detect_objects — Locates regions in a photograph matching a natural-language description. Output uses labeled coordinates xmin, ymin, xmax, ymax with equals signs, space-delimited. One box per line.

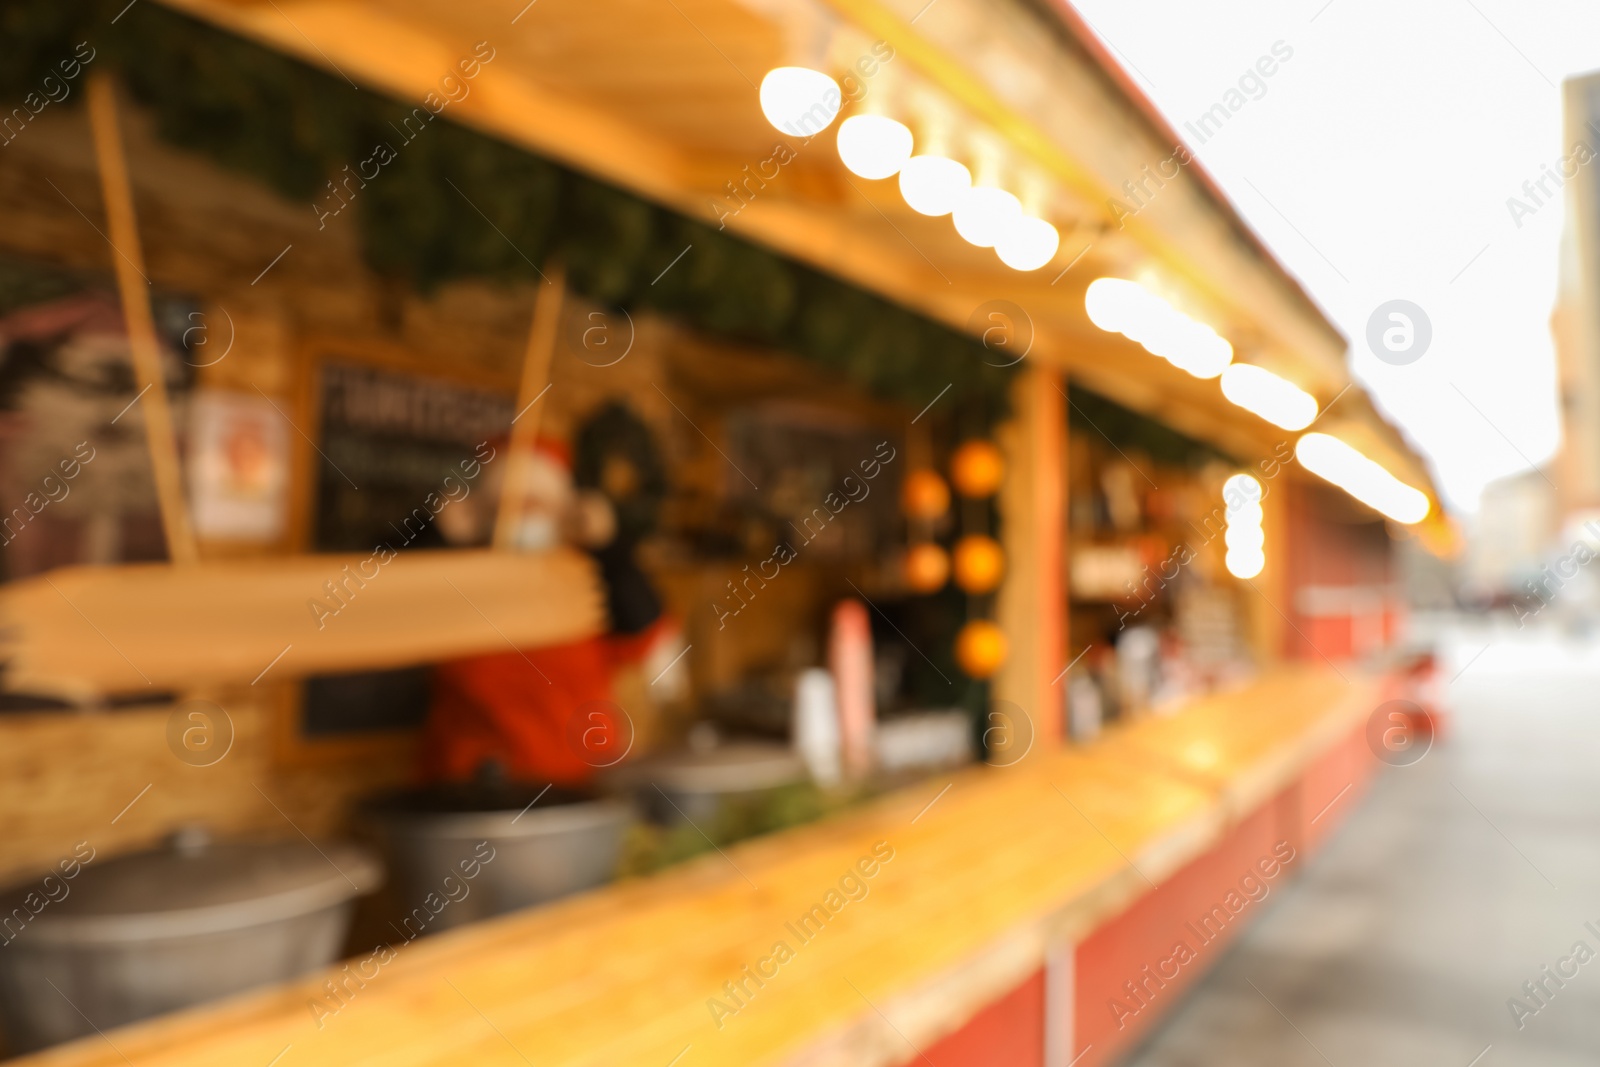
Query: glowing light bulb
xmin=1225 ymin=524 xmax=1266 ymax=551
xmin=1225 ymin=548 xmax=1266 ymax=579
xmin=1085 ymin=278 xmax=1142 ymax=331
xmin=1134 ymin=306 xmax=1188 ymax=359
xmin=1221 ymin=364 xmax=1318 ymax=431
xmin=1228 ymin=501 xmax=1265 ymax=525
xmin=952 ymin=186 xmax=1021 ymax=248
xmin=995 ymin=216 xmax=1060 ymax=271
xmin=836 ymin=115 xmax=913 ymax=179
xmin=1186 ymin=326 xmax=1234 ymax=380
xmin=1295 ymin=434 xmax=1430 ymax=524
xmin=898 ymin=155 xmax=971 ymax=216
xmin=759 ymin=67 xmax=841 ymax=137
xmin=1224 ymin=473 xmax=1263 ymax=504
xmin=1084 ymin=278 xmax=1232 ymax=380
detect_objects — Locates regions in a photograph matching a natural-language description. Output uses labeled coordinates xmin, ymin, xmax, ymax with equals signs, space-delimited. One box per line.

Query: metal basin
xmin=0 ymin=828 xmax=379 ymax=1054
xmin=604 ymin=739 xmax=807 ymax=825
xmin=363 ymin=782 xmax=630 ymax=933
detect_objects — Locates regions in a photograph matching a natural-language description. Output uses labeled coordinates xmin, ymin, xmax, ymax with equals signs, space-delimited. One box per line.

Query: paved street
xmin=1124 ymin=626 xmax=1600 ymax=1066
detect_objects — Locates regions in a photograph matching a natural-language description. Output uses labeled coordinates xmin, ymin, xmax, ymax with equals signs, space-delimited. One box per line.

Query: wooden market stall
xmin=0 ymin=0 xmax=1449 ymax=1064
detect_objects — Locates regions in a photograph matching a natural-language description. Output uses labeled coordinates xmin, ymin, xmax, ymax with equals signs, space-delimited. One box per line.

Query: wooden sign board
xmin=0 ymin=548 xmax=604 ymax=701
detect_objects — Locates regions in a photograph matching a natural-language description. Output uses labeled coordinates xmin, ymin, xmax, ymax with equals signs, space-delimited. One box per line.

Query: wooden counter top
xmin=18 ymin=667 xmax=1376 ymax=1067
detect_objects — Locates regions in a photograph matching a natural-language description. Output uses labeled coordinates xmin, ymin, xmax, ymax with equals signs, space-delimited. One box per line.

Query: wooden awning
xmin=140 ymin=0 xmax=1440 ymax=514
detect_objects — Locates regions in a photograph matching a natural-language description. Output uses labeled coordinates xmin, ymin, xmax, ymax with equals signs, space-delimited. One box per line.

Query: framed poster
xmin=187 ymin=390 xmax=291 ymax=542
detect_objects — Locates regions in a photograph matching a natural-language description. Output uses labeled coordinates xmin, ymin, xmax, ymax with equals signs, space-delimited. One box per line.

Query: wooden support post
xmin=995 ymin=364 xmax=1065 ymax=750
xmin=492 ymin=263 xmax=567 ymax=550
xmin=85 ymin=74 xmax=198 ymax=565
xmin=1253 ymin=468 xmax=1292 ymax=661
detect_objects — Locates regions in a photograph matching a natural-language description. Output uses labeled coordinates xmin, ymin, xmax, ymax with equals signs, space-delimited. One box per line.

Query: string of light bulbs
xmin=756 ymin=69 xmax=1431 ymax=528
xmin=758 ymin=67 xmax=1060 ymax=272
xmin=1222 ymin=474 xmax=1266 ymax=579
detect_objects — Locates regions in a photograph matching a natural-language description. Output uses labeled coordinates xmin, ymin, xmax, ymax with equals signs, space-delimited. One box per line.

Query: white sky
xmin=1069 ymin=0 xmax=1600 ymax=514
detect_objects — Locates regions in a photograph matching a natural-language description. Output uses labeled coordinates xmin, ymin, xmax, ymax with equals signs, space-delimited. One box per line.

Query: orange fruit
xmin=902 ymin=470 xmax=951 ymax=520
xmin=952 ymin=534 xmax=1005 ymax=593
xmin=951 ymin=440 xmax=1004 ymax=498
xmin=955 ymin=620 xmax=1008 ymax=678
xmin=904 ymin=542 xmax=950 ymax=593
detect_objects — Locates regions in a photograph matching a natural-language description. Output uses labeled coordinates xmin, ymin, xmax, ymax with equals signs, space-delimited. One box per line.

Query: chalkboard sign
xmin=303 ymin=360 xmax=514 ymax=739
xmin=311 ymin=361 xmax=514 ymax=553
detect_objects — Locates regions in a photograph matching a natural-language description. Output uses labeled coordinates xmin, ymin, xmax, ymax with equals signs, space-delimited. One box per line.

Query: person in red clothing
xmin=421 ymin=421 xmax=679 ymax=787
xmin=422 ymin=629 xmax=660 ymax=786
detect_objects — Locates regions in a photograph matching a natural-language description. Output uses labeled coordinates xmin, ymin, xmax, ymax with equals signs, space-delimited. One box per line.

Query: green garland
xmin=1068 ymin=386 xmax=1233 ymax=469
xmin=1 ymin=0 xmax=1012 ymax=427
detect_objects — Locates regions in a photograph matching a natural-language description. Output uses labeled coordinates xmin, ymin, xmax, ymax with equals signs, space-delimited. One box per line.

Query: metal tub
xmin=363 ymin=783 xmax=630 ymax=932
xmin=0 ymin=829 xmax=379 ymax=1053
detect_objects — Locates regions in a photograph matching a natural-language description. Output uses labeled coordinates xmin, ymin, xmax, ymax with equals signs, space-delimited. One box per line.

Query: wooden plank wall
xmin=0 ymin=690 xmax=407 ymax=884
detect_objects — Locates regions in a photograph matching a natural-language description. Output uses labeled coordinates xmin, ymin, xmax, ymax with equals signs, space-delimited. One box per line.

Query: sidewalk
xmin=1123 ymin=631 xmax=1600 ymax=1066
